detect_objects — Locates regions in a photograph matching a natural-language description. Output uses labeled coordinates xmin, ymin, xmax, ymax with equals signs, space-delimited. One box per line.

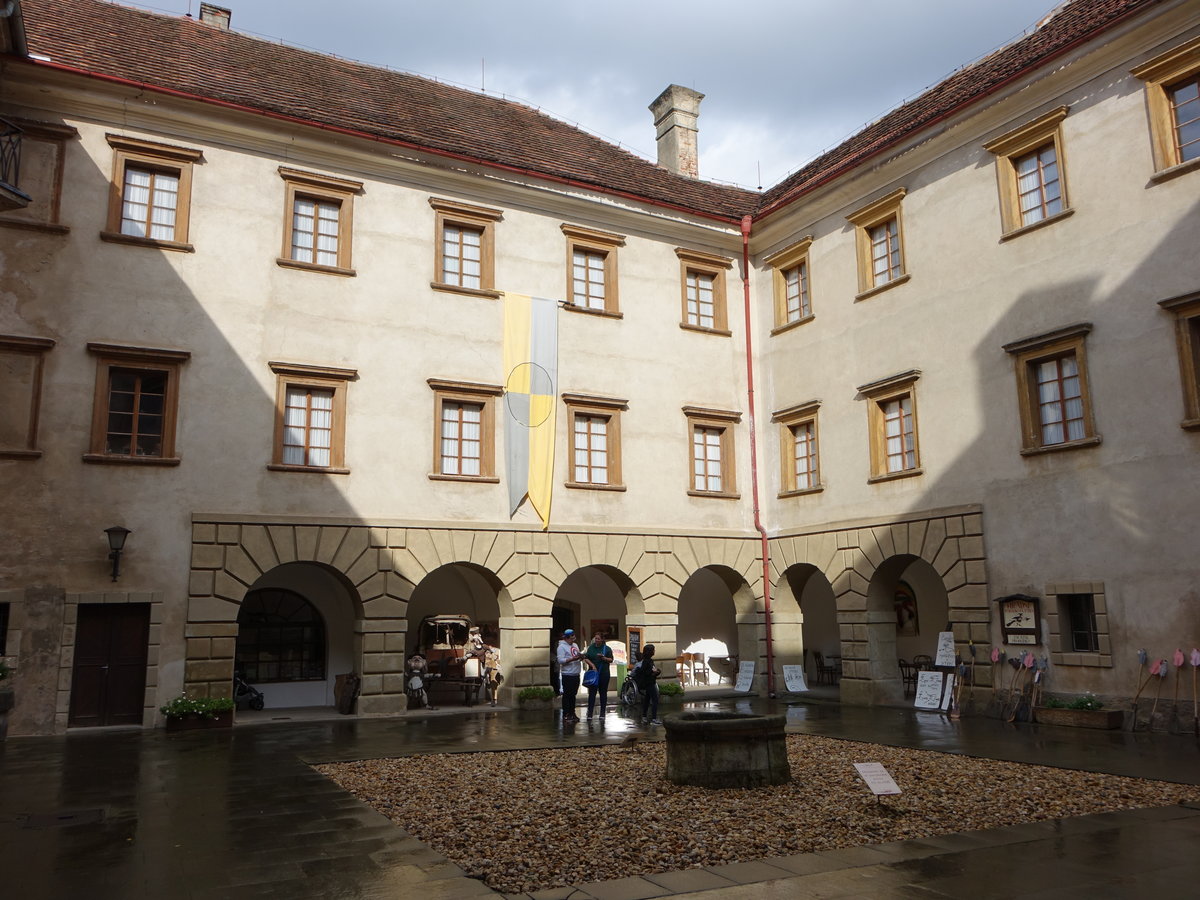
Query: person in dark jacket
xmin=633 ymin=643 xmax=661 ymax=725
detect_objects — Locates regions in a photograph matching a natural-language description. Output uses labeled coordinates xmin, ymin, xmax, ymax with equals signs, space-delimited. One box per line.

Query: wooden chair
xmin=691 ymin=652 xmax=709 ymax=684
xmin=913 ymin=654 xmax=933 ymax=670
xmin=813 ymin=651 xmax=838 ymax=685
xmin=898 ymin=659 xmax=918 ymax=697
xmin=676 ymin=654 xmax=691 ymax=685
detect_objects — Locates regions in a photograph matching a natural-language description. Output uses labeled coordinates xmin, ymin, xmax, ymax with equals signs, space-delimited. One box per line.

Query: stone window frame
xmin=684 ymin=405 xmax=741 ymax=499
xmin=1131 ymin=35 xmax=1200 ymax=181
xmin=429 ymin=197 xmax=503 ymax=299
xmin=277 ymin=167 xmax=362 ymax=277
xmin=983 ymin=106 xmax=1074 ymax=240
xmin=0 ymin=334 xmax=56 ymax=460
xmin=267 ymin=361 xmax=356 ymax=474
xmin=563 ymin=392 xmax=627 ymax=492
xmin=676 ymin=247 xmax=733 ymax=336
xmin=1002 ymin=323 xmax=1101 ymax=455
xmin=561 ymin=224 xmax=624 ymax=318
xmin=1158 ymin=291 xmax=1200 ymax=430
xmin=101 ymin=134 xmax=201 ymax=252
xmin=1045 ymin=581 xmax=1112 ymax=668
xmin=772 ymin=399 xmax=823 ymax=497
xmin=0 ymin=118 xmax=77 ymax=234
xmin=858 ymin=369 xmax=922 ymax=483
xmin=84 ymin=342 xmax=190 ymax=466
xmin=764 ymin=236 xmax=814 ymax=334
xmin=427 ymin=378 xmax=502 ymax=483
xmin=846 ymin=188 xmax=909 ymax=300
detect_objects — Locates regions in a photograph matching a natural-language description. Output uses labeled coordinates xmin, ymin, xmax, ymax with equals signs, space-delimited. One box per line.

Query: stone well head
xmin=663 ymin=710 xmax=791 ymax=788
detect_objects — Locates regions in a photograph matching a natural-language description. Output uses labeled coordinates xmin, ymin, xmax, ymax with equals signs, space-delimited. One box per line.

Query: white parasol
xmin=682 ymin=638 xmax=729 ymax=658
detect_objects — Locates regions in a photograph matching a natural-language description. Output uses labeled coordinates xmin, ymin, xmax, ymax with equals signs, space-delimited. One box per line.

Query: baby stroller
xmin=233 ymin=670 xmax=265 ymax=711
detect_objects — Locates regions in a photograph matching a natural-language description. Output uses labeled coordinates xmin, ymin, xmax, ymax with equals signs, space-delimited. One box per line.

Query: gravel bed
xmin=316 ymin=734 xmax=1200 ymax=895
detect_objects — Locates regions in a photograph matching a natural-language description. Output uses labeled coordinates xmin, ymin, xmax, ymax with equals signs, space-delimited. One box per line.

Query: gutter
xmin=9 ymin=57 xmax=751 ymax=227
xmin=740 ymin=213 xmax=775 ymax=698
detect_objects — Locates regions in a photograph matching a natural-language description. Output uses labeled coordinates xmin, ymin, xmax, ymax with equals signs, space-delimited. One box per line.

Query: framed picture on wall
xmin=589 ymin=619 xmax=619 ymax=642
xmin=894 ymin=581 xmax=919 ymax=636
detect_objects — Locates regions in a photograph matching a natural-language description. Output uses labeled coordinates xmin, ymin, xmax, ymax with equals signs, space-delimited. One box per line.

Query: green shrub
xmin=1067 ymin=692 xmax=1103 ymax=711
xmin=659 ymin=681 xmax=684 ymax=696
xmin=0 ymin=660 xmax=10 ymax=681
xmin=518 ymin=686 xmax=554 ymax=701
xmin=159 ymin=694 xmax=235 ymax=719
xmin=1043 ymin=696 xmax=1067 ymax=708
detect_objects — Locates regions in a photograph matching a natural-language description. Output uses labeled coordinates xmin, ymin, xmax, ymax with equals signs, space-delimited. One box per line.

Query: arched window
xmin=236 ymin=589 xmax=326 ymax=683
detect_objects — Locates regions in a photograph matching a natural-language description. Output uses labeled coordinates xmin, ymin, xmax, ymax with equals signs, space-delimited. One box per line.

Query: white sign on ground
xmin=853 ymin=762 xmax=902 ymax=796
xmin=935 ymin=631 xmax=956 ymax=667
xmin=914 ymin=670 xmax=944 ymax=709
xmin=734 ymin=660 xmax=756 ymax=692
xmin=940 ymin=673 xmax=956 ymax=710
xmin=782 ymin=664 xmax=809 ymax=693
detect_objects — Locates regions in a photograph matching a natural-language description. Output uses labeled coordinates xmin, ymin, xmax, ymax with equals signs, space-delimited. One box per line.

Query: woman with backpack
xmin=633 ymin=643 xmax=661 ymax=725
xmin=584 ymin=631 xmax=614 ymax=719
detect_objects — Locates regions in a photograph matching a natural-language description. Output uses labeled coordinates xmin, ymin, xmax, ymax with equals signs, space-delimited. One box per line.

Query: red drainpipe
xmin=740 ymin=214 xmax=775 ymax=697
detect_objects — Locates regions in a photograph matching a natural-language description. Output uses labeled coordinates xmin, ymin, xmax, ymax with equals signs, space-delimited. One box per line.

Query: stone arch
xmin=677 ymin=564 xmax=761 ymax=686
xmin=773 ymin=563 xmax=838 ymax=688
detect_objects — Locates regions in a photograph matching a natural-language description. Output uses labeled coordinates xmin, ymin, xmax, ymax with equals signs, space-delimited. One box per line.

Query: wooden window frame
xmin=858 ymin=369 xmax=922 ymax=482
xmin=1132 ymin=36 xmax=1200 ymax=180
xmin=277 ymin=167 xmax=361 ymax=276
xmin=683 ymin=405 xmax=740 ymax=498
xmin=1158 ymin=291 xmax=1200 ymax=430
xmin=983 ymin=106 xmax=1073 ymax=239
xmin=764 ymin=237 xmax=814 ymax=334
xmin=101 ymin=135 xmax=201 ymax=252
xmin=847 ymin=188 xmax=909 ymax=300
xmin=676 ymin=248 xmax=733 ymax=335
xmin=85 ymin=342 xmax=190 ymax=466
xmin=427 ymin=378 xmax=502 ymax=482
xmin=772 ymin=399 xmax=822 ymax=496
xmin=268 ymin=361 xmax=356 ymax=474
xmin=561 ymin=224 xmax=624 ymax=318
xmin=0 ymin=334 xmax=56 ymax=459
xmin=1003 ymin=323 xmax=1100 ymax=455
xmin=1045 ymin=581 xmax=1112 ymax=668
xmin=563 ymin=393 xmax=627 ymax=491
xmin=0 ymin=119 xmax=77 ymax=234
xmin=430 ymin=197 xmax=503 ymax=299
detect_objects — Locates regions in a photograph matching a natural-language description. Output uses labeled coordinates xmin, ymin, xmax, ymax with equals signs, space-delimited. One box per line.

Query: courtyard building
xmin=0 ymin=0 xmax=1197 ymax=734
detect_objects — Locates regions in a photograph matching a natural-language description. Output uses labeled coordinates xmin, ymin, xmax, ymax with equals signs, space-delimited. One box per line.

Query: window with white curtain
xmin=283 ymin=385 xmax=334 ymax=468
xmin=441 ymin=401 xmax=483 ymax=475
xmin=120 ymin=167 xmax=179 ymax=240
xmin=290 ymin=196 xmax=340 ymax=268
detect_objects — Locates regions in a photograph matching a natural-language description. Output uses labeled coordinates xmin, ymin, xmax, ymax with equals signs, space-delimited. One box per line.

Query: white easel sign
xmin=853 ymin=762 xmax=902 ymax=796
xmin=734 ymin=660 xmax=756 ymax=692
xmin=782 ymin=664 xmax=809 ymax=693
xmin=914 ymin=670 xmax=944 ymax=709
xmin=940 ymin=673 xmax=956 ymax=710
xmin=934 ymin=631 xmax=956 ymax=667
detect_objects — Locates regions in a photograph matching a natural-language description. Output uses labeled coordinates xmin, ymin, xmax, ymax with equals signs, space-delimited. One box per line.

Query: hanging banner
xmin=503 ymin=293 xmax=559 ymax=530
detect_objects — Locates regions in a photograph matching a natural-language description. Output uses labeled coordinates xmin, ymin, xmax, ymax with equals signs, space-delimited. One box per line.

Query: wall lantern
xmin=104 ymin=526 xmax=131 ymax=582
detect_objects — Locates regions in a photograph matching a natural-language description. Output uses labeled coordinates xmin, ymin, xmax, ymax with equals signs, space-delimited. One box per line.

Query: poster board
xmin=914 ymin=670 xmax=944 ymax=709
xmin=940 ymin=673 xmax=956 ymax=710
xmin=734 ymin=660 xmax=755 ymax=692
xmin=782 ymin=664 xmax=809 ymax=693
xmin=934 ymin=631 xmax=956 ymax=667
xmin=608 ymin=640 xmax=628 ymax=666
xmin=626 ymin=626 xmax=643 ymax=662
xmin=853 ymin=762 xmax=902 ymax=796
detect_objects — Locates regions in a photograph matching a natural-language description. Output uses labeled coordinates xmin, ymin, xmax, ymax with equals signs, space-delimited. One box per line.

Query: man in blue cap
xmin=556 ymin=628 xmax=582 ymax=723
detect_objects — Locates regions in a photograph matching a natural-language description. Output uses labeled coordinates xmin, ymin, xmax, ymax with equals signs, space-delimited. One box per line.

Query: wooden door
xmin=68 ymin=603 xmax=150 ymax=727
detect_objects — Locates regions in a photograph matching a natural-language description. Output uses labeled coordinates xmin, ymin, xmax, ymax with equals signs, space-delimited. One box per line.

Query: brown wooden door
xmin=69 ymin=603 xmax=150 ymax=727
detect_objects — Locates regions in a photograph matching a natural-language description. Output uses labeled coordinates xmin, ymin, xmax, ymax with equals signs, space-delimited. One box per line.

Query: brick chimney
xmin=198 ymin=3 xmax=231 ymax=30
xmin=649 ymin=85 xmax=704 ymax=178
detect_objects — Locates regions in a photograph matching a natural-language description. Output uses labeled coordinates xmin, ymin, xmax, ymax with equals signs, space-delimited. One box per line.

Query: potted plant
xmin=517 ymin=686 xmax=555 ymax=710
xmin=1035 ymin=692 xmax=1123 ymax=729
xmin=160 ymin=693 xmax=235 ymax=731
xmin=659 ymin=681 xmax=685 ymax=700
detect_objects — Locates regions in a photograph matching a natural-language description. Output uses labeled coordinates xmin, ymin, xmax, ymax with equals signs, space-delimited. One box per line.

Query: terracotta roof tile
xmin=17 ymin=0 xmax=757 ymax=220
xmin=758 ymin=0 xmax=1163 ymax=215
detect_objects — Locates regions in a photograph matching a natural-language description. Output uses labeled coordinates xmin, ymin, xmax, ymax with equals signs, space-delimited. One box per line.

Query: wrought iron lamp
xmin=104 ymin=526 xmax=131 ymax=582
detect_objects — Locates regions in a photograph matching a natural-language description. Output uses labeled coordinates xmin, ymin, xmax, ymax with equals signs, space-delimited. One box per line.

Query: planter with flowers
xmin=1035 ymin=693 xmax=1123 ymax=729
xmin=517 ymin=686 xmax=555 ymax=710
xmin=160 ymin=694 xmax=235 ymax=731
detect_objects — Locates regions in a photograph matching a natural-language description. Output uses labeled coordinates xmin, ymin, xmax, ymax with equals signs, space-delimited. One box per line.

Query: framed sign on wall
xmin=997 ymin=593 xmax=1040 ymax=645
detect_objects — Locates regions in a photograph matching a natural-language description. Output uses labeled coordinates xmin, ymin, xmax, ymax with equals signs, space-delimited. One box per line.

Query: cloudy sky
xmin=120 ymin=0 xmax=1062 ymax=190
